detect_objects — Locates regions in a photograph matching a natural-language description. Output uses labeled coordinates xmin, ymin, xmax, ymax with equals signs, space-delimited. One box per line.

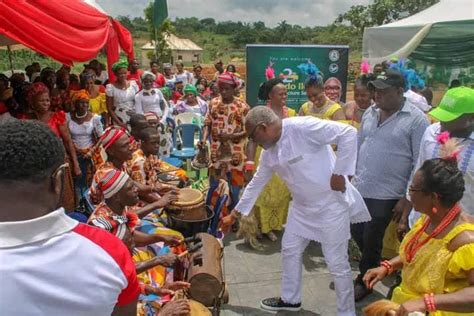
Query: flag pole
xmin=154 ymin=26 xmax=158 ymax=60
xmin=7 ymin=45 xmax=14 ymax=73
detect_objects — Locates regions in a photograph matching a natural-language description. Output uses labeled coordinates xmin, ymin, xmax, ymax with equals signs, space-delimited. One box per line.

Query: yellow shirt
xmin=299 ymin=101 xmax=342 ymax=120
xmin=89 ymin=93 xmax=107 ymax=115
xmin=393 ymin=216 xmax=474 ymax=316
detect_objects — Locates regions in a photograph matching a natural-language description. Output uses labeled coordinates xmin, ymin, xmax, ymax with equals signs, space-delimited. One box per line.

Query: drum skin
xmin=167 ymin=188 xmax=207 ymax=221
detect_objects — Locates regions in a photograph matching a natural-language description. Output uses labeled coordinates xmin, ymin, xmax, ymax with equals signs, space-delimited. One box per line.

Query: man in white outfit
xmin=222 ymin=106 xmax=371 ymax=316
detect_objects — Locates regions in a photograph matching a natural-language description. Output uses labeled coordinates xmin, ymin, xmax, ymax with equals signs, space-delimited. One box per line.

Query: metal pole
xmin=7 ymin=45 xmax=14 ymax=73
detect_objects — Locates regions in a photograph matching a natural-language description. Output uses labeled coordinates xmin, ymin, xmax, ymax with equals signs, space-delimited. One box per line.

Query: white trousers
xmin=281 ymin=231 xmax=355 ymax=316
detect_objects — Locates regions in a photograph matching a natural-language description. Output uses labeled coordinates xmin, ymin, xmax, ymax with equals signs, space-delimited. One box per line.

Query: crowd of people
xmin=0 ymin=55 xmax=473 ymax=316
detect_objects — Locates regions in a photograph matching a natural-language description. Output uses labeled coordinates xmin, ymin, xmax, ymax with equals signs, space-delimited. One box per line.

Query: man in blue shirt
xmin=352 ymin=70 xmax=429 ymax=301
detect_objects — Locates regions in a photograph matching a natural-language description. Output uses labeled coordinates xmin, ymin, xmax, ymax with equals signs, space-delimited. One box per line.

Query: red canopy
xmin=0 ymin=0 xmax=134 ymax=80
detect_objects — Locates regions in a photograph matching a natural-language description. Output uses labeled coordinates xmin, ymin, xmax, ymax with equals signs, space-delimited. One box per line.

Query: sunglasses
xmin=247 ymin=122 xmax=264 ymax=141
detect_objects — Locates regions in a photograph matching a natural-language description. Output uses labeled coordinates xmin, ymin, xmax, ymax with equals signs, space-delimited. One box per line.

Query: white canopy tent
xmin=363 ymin=0 xmax=474 ymax=66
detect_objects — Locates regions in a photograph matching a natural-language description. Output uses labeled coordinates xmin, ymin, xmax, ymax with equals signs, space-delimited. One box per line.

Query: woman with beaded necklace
xmin=363 ymin=134 xmax=474 ymax=316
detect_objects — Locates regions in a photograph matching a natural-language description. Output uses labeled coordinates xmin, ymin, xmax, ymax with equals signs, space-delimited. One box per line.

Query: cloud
xmin=96 ymin=0 xmax=370 ymax=27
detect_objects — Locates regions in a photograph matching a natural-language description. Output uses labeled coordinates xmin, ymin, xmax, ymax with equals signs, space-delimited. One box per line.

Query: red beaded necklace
xmin=405 ymin=204 xmax=461 ymax=263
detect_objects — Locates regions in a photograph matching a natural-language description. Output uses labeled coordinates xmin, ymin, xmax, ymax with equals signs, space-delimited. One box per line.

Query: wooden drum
xmin=186 ymin=233 xmax=227 ymax=307
xmin=166 ymin=188 xmax=207 ymax=221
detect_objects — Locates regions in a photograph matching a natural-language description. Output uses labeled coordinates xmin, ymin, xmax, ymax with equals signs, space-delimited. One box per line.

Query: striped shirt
xmin=353 ymin=101 xmax=429 ymax=200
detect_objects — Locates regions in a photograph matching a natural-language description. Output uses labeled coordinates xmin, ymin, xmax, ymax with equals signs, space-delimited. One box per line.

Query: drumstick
xmin=178 ymin=243 xmax=203 ymax=257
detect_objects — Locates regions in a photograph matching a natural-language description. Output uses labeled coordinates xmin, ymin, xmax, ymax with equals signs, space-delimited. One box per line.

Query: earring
xmin=432 ymin=207 xmax=438 ymax=214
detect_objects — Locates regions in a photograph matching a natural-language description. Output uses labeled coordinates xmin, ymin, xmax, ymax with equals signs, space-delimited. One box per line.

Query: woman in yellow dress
xmin=297 ymin=64 xmax=345 ymax=120
xmin=246 ymin=79 xmax=295 ymax=242
xmin=363 ymin=136 xmax=474 ymax=316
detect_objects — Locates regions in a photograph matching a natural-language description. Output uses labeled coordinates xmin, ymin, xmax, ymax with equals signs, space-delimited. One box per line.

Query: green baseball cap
xmin=429 ymin=87 xmax=474 ymax=122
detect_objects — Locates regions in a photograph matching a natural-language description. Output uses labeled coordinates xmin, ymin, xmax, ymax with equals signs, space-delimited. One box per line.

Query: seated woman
xmin=135 ymin=71 xmax=169 ymax=122
xmin=363 ymin=134 xmax=474 ymax=315
xmin=67 ymin=90 xmax=104 ymax=208
xmin=174 ymin=84 xmax=208 ymax=118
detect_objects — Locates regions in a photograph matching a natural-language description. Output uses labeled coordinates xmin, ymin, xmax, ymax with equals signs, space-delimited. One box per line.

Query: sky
xmin=96 ymin=0 xmax=371 ymax=27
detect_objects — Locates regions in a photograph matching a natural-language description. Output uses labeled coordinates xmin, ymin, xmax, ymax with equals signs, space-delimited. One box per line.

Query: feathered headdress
xmin=437 ymin=131 xmax=461 ymax=162
xmin=297 ymin=59 xmax=323 ymax=83
xmin=389 ymin=59 xmax=425 ymax=91
xmin=265 ymin=61 xmax=275 ymax=80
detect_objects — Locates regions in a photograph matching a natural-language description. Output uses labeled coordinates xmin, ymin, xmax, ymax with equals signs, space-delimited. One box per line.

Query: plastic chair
xmin=175 ymin=112 xmax=202 ymax=126
xmin=171 ymin=124 xmax=202 ymax=161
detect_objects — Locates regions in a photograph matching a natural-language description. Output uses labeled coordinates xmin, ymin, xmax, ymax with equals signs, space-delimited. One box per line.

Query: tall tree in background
xmin=335 ymin=0 xmax=440 ymax=32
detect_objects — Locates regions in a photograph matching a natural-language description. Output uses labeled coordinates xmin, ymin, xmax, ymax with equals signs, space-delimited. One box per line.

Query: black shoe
xmin=354 ymin=282 xmax=372 ymax=302
xmin=260 ymin=297 xmax=301 ymax=312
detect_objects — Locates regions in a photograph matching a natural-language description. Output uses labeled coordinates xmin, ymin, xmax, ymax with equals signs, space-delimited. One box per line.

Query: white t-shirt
xmin=67 ymin=113 xmax=104 ymax=149
xmin=0 ymin=209 xmax=139 ymax=315
xmin=175 ymin=71 xmax=193 ymax=85
xmin=106 ymin=81 xmax=139 ymax=124
xmin=134 ymin=88 xmax=169 ymax=123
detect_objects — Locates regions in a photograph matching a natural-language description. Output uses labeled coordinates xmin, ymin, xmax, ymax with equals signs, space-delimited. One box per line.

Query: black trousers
xmin=351 ymin=198 xmax=399 ymax=283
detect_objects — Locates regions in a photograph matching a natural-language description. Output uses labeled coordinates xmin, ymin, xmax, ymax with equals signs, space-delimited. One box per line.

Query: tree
xmin=200 ymin=18 xmax=216 ymax=31
xmin=116 ymin=15 xmax=134 ymax=32
xmin=335 ymin=0 xmax=440 ymax=31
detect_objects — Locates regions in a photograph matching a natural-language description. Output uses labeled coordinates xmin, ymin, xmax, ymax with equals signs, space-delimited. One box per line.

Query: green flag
xmin=153 ymin=0 xmax=168 ymax=27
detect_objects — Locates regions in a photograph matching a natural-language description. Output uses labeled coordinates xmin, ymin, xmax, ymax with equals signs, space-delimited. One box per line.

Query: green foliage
xmin=335 ymin=0 xmax=440 ymax=31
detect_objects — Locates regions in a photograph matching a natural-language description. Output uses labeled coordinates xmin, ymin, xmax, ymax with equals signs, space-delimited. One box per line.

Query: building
xmin=141 ymin=33 xmax=203 ymax=66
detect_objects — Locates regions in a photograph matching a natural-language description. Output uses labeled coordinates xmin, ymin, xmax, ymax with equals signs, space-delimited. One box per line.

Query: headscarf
xmin=141 ymin=71 xmax=156 ymax=81
xmin=71 ymin=89 xmax=89 ymax=104
xmin=99 ymin=126 xmax=128 ymax=150
xmin=112 ymin=59 xmax=129 ymax=73
xmin=184 ymin=84 xmax=198 ymax=96
xmin=27 ymin=82 xmax=49 ymax=106
xmin=96 ymin=169 xmax=130 ymax=199
xmin=163 ymin=63 xmax=172 ymax=70
xmin=160 ymin=86 xmax=172 ymax=99
xmin=217 ymin=72 xmax=238 ymax=87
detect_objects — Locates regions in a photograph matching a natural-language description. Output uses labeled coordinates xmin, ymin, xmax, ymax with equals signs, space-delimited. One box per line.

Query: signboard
xmin=246 ymin=44 xmax=349 ymax=111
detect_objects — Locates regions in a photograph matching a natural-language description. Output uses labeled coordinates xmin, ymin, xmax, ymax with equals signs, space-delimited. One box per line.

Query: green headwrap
xmin=112 ymin=59 xmax=129 ymax=73
xmin=184 ymin=84 xmax=198 ymax=96
xmin=160 ymin=87 xmax=172 ymax=98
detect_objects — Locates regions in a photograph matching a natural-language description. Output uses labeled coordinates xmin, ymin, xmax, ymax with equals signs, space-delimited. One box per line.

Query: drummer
xmin=129 ymin=126 xmax=188 ymax=187
xmin=87 ymin=169 xmax=191 ymax=314
xmin=90 ymin=126 xmax=176 ymax=206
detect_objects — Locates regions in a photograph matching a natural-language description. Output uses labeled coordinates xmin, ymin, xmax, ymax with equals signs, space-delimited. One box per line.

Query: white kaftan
xmin=236 ymin=116 xmax=370 ymax=243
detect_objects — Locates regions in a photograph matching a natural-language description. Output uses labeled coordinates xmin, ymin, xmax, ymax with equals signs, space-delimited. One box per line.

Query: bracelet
xmin=244 ymin=161 xmax=255 ymax=171
xmin=380 ymin=260 xmax=394 ymax=275
xmin=424 ymin=293 xmax=436 ymax=312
